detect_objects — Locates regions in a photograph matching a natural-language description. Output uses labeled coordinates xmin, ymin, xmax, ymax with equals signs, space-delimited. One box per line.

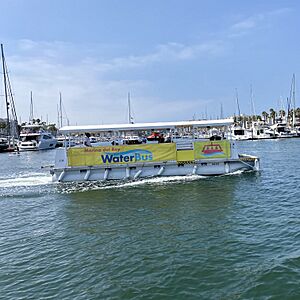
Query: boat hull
xmin=0 ymin=145 xmax=9 ymax=152
xmin=51 ymin=157 xmax=259 ymax=182
xmin=19 ymin=139 xmax=57 ymax=151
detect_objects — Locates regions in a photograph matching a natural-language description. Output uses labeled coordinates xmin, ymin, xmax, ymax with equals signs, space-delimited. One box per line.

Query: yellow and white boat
xmin=50 ymin=118 xmax=260 ymax=182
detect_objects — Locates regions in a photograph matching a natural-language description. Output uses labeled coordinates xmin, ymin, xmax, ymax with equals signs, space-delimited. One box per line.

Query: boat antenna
xmin=235 ymin=88 xmax=241 ymax=116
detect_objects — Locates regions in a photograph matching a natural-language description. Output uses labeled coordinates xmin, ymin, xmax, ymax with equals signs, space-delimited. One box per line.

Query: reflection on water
xmin=1 ymin=140 xmax=300 ymax=299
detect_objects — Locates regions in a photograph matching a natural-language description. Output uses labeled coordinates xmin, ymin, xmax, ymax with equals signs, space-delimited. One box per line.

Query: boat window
xmin=234 ymin=130 xmax=244 ymax=135
xmin=22 ymin=136 xmax=38 ymax=142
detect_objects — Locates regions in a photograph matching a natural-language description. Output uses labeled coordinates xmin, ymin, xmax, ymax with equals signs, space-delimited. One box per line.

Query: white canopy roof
xmin=59 ymin=118 xmax=234 ymax=134
xmin=21 ymin=124 xmax=43 ymax=128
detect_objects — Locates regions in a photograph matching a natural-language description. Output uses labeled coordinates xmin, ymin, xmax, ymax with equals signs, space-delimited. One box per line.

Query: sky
xmin=0 ymin=0 xmax=299 ymax=125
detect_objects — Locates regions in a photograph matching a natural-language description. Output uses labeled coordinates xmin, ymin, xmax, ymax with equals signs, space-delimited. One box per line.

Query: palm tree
xmin=279 ymin=110 xmax=286 ymax=118
xmin=261 ymin=111 xmax=269 ymax=123
xmin=269 ymin=108 xmax=276 ymax=124
xmin=256 ymin=115 xmax=262 ymax=121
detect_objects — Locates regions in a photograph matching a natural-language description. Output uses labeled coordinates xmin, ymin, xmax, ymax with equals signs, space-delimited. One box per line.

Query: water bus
xmin=50 ymin=118 xmax=260 ymax=182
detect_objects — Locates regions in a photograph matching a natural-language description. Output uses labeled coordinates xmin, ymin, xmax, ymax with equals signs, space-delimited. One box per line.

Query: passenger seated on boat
xmin=165 ymin=136 xmax=171 ymax=143
xmin=209 ymin=135 xmax=222 ymax=141
xmin=84 ymin=132 xmax=92 ymax=147
xmin=158 ymin=134 xmax=165 ymax=143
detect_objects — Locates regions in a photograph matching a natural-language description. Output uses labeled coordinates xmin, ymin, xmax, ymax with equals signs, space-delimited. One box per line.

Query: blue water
xmin=0 ymin=140 xmax=300 ymax=299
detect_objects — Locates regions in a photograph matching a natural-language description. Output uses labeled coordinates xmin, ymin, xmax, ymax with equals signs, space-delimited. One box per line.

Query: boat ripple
xmin=56 ymin=175 xmax=208 ymax=194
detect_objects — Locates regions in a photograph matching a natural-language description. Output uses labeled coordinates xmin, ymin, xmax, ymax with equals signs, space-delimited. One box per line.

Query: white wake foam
xmin=105 ymin=175 xmax=207 ymax=189
xmin=59 ymin=175 xmax=208 ymax=194
xmin=0 ymin=173 xmax=53 ymax=188
xmin=224 ymin=170 xmax=244 ymax=176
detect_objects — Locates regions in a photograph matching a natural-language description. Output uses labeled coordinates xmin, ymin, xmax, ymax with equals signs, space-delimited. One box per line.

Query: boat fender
xmin=225 ymin=162 xmax=230 ymax=174
xmin=58 ymin=170 xmax=66 ymax=182
xmin=125 ymin=167 xmax=130 ymax=179
xmin=157 ymin=166 xmax=165 ymax=176
xmin=134 ymin=170 xmax=142 ymax=179
xmin=254 ymin=159 xmax=260 ymax=171
xmin=103 ymin=169 xmax=109 ymax=180
xmin=84 ymin=169 xmax=91 ymax=181
xmin=192 ymin=165 xmax=197 ymax=175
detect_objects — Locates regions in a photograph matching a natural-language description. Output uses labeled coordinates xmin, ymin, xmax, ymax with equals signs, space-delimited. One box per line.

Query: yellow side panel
xmin=176 ymin=150 xmax=195 ymax=162
xmin=194 ymin=140 xmax=231 ymax=159
xmin=67 ymin=143 xmax=177 ymax=167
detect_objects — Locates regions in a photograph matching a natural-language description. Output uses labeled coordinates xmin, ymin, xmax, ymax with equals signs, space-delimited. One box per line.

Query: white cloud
xmin=1 ymin=38 xmax=225 ymax=125
xmin=231 ymin=18 xmax=258 ymax=30
xmin=90 ymin=40 xmax=225 ymax=72
xmin=230 ymin=7 xmax=291 ymax=36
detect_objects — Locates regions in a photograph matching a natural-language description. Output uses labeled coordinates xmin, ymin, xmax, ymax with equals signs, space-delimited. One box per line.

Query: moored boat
xmin=50 ymin=118 xmax=260 ymax=182
xmin=19 ymin=124 xmax=57 ymax=151
xmin=0 ymin=137 xmax=9 ymax=152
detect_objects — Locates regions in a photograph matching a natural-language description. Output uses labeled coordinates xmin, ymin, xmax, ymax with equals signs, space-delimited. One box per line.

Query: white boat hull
xmin=51 ymin=157 xmax=259 ymax=182
xmin=19 ymin=139 xmax=57 ymax=151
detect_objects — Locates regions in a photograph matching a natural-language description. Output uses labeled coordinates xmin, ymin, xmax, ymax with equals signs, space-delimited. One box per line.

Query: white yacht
xmin=226 ymin=125 xmax=253 ymax=140
xmin=265 ymin=123 xmax=294 ymax=138
xmin=19 ymin=124 xmax=57 ymax=151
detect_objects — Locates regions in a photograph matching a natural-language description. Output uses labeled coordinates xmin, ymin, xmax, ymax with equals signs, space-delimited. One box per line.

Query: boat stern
xmin=238 ymin=154 xmax=260 ymax=171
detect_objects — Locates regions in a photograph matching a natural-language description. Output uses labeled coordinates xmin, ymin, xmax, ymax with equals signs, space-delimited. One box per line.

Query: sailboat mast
xmin=235 ymin=88 xmax=241 ymax=116
xmin=57 ymin=104 xmax=60 ymax=128
xmin=59 ymin=92 xmax=63 ymax=127
xmin=292 ymin=74 xmax=296 ymax=128
xmin=128 ymin=92 xmax=133 ymax=124
xmin=250 ymin=84 xmax=256 ymax=116
xmin=1 ymin=44 xmax=10 ymax=136
xmin=29 ymin=91 xmax=34 ymax=122
xmin=220 ymin=102 xmax=224 ymax=119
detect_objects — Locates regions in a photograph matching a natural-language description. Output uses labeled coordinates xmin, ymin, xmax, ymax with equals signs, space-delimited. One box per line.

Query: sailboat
xmin=0 ymin=44 xmax=19 ymax=152
xmin=122 ymin=92 xmax=143 ymax=144
xmin=55 ymin=93 xmax=76 ymax=148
